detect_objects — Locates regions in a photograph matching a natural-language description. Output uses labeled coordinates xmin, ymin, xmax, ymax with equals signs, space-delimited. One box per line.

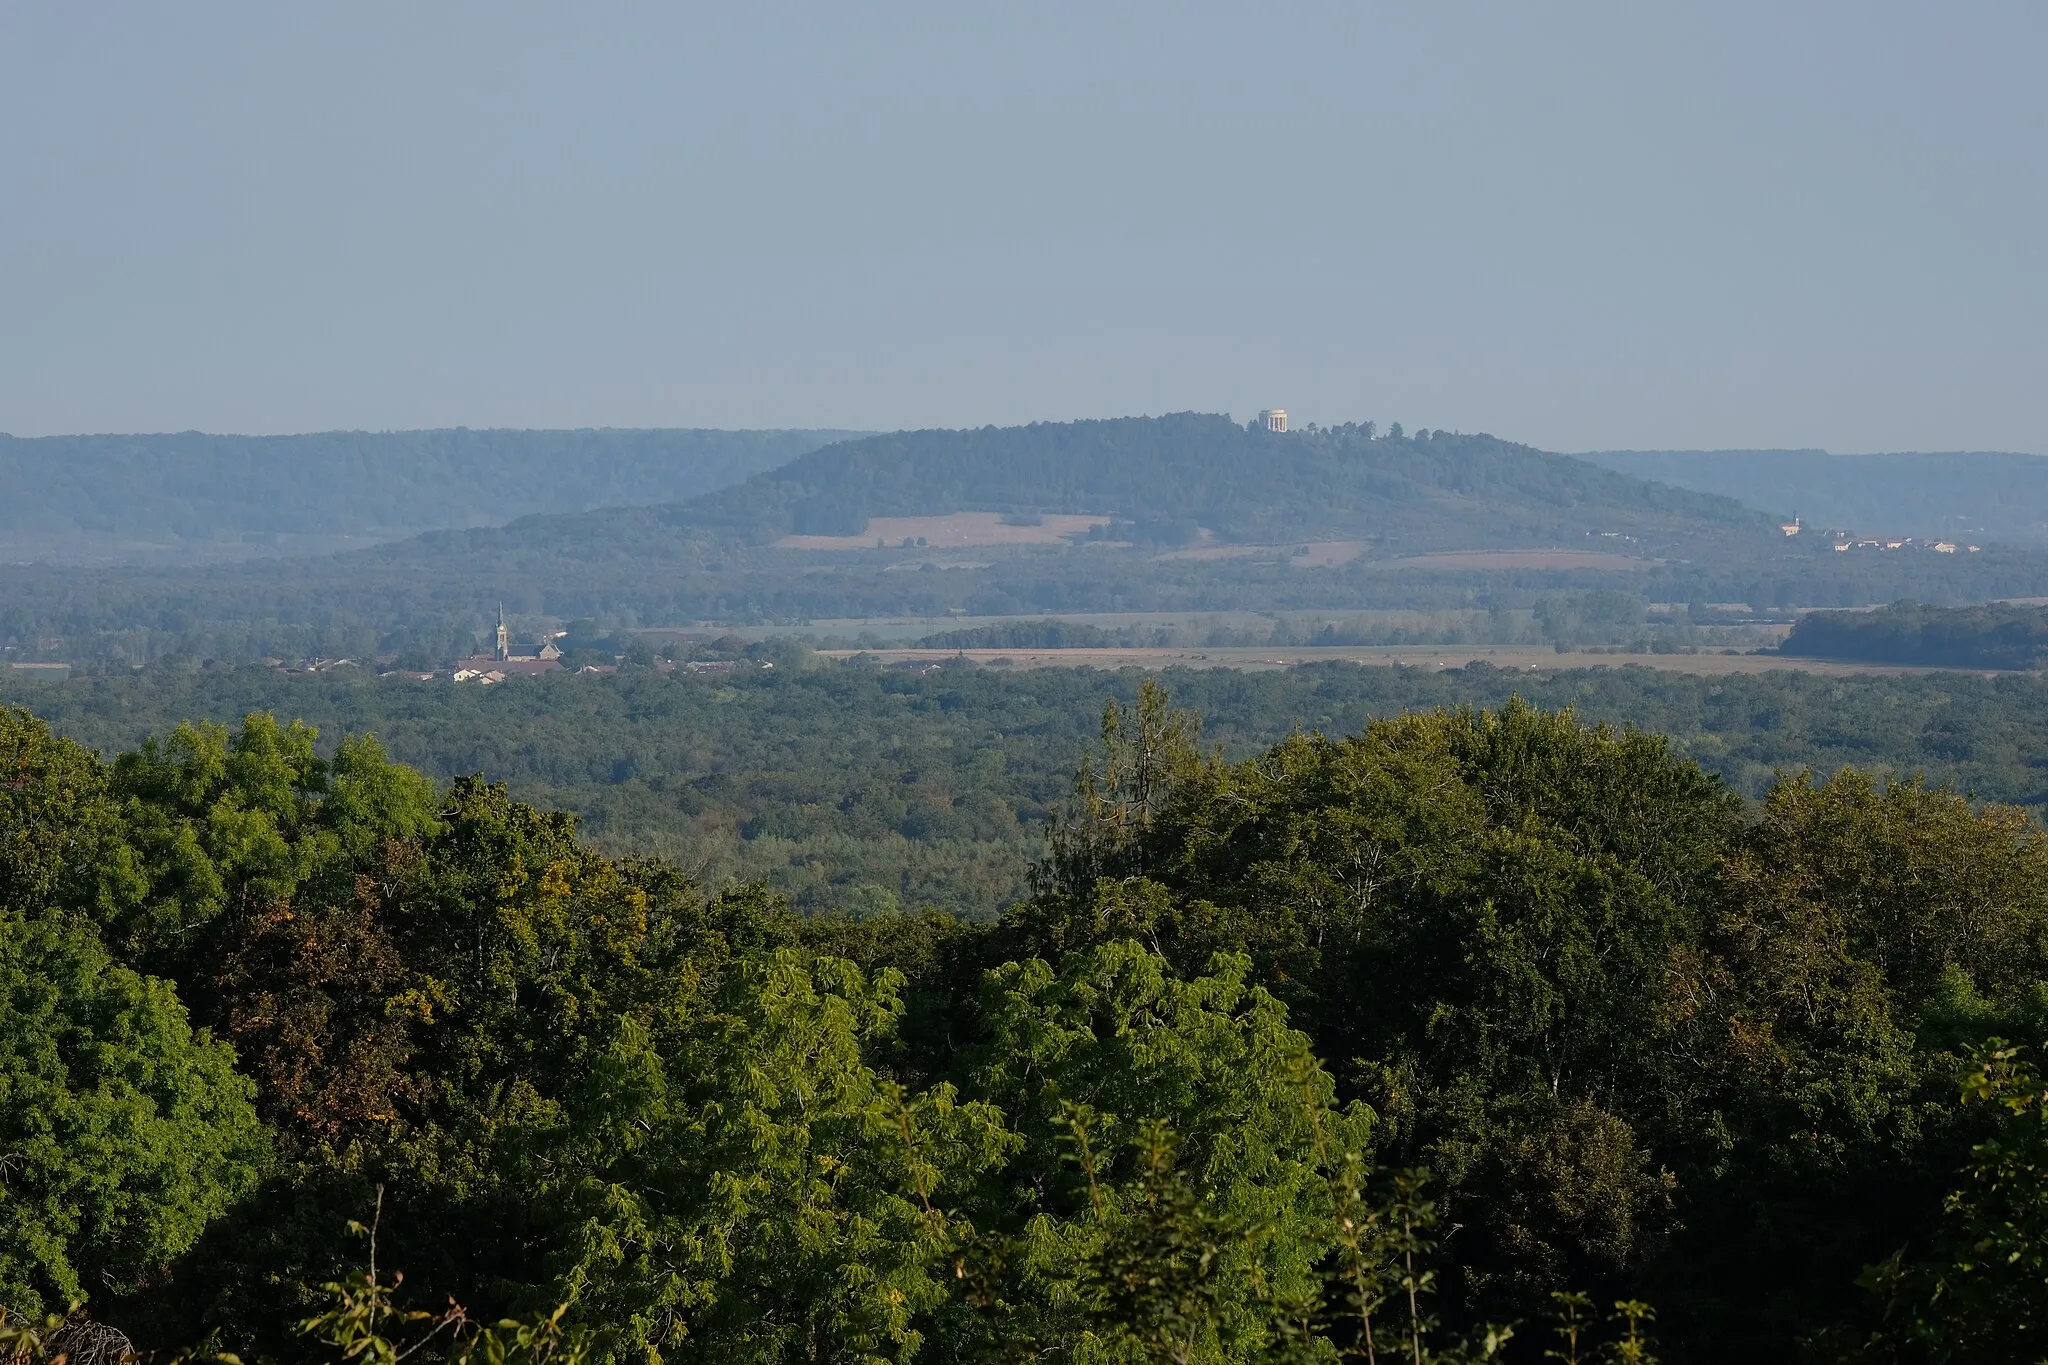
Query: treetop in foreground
xmin=3 ymin=693 xmax=2048 ymax=1361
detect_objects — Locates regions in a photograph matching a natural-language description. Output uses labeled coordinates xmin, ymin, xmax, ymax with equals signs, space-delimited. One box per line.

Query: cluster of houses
xmin=270 ymin=609 xmax=771 ymax=684
xmin=442 ymin=605 xmax=604 ymax=683
xmin=1825 ymin=534 xmax=1978 ymax=554
xmin=1778 ymin=518 xmax=1979 ymax=555
xmin=274 ymin=655 xmax=754 ymax=684
xmin=443 ymin=657 xmax=760 ymax=685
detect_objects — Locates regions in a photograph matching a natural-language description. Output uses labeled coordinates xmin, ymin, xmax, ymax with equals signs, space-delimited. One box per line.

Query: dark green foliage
xmin=7 ymin=680 xmax=2048 ymax=1361
xmin=1073 ymin=1120 xmax=1271 ymax=1365
xmin=1843 ymin=1042 xmax=2048 ymax=1362
xmin=0 ymin=906 xmax=268 ymax=1318
xmin=1648 ymin=772 xmax=2048 ymax=1352
xmin=0 ymin=707 xmax=146 ymax=924
xmin=101 ymin=713 xmax=443 ymax=972
xmin=526 ymin=949 xmax=1016 ymax=1363
xmin=944 ymin=941 xmax=1367 ymax=1363
xmin=1011 ymin=695 xmax=1734 ymax=1317
xmin=1002 ymin=685 xmax=2048 ymax=1359
xmin=0 ymin=710 xmax=271 ymax=1318
xmin=172 ymin=778 xmax=779 ymax=1352
xmin=296 ymin=1250 xmax=597 ymax=1365
xmin=1782 ymin=599 xmax=2048 ymax=669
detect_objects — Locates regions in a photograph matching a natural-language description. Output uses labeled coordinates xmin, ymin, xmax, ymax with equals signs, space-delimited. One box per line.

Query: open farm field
xmin=775 ymin=510 xmax=1111 ymax=549
xmin=1151 ymin=543 xmax=1264 ymax=561
xmin=1293 ymin=538 xmax=1373 ymax=566
xmin=1382 ymin=548 xmax=1656 ymax=570
xmin=1155 ymin=538 xmax=1371 ymax=566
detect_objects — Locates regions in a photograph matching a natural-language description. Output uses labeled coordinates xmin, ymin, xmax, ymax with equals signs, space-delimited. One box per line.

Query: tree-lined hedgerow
xmin=2 ymin=687 xmax=2044 ymax=1363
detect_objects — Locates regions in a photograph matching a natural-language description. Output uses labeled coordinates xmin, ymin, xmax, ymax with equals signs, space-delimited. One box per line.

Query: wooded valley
xmin=11 ymin=658 xmax=2048 ymax=916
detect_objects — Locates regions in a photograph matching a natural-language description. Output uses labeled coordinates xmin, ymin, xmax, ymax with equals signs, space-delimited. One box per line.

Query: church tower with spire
xmin=496 ymin=604 xmax=511 ymax=661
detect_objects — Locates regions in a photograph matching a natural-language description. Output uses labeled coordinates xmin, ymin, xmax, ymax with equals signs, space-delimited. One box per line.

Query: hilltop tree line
xmin=0 ymin=428 xmax=852 ymax=560
xmin=4 ymin=688 xmax=2047 ymax=1362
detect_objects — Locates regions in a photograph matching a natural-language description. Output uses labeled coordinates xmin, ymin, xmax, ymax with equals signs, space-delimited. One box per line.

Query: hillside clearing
xmin=776 ymin=511 xmax=1111 ymax=549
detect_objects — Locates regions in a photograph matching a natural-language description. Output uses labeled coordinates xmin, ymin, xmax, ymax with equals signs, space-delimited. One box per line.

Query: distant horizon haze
xmin=4 ymin=1 xmax=2043 ymax=452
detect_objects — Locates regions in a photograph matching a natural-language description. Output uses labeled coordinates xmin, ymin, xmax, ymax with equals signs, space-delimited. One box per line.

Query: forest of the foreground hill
xmin=5 ymin=687 xmax=2048 ymax=1363
xmin=10 ymin=658 xmax=2048 ymax=916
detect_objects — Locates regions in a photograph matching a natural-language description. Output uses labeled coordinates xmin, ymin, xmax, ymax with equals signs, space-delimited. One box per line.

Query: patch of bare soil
xmin=1155 ymin=544 xmax=1264 ymax=561
xmin=1155 ymin=539 xmax=1371 ymax=566
xmin=1292 ymin=540 xmax=1372 ymax=567
xmin=776 ymin=512 xmax=1111 ymax=550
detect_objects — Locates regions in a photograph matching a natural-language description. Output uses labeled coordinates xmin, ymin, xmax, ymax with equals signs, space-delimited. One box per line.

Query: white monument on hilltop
xmin=1257 ymin=408 xmax=1287 ymax=433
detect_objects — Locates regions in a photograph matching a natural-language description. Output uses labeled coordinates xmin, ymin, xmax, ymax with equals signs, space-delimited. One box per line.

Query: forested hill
xmin=655 ymin=413 xmax=1775 ymax=544
xmin=1578 ymin=448 xmax=2048 ymax=543
xmin=0 ymin=427 xmax=859 ymax=563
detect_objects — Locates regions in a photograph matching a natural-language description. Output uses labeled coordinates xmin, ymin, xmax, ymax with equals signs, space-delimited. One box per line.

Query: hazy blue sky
xmin=4 ymin=2 xmax=2043 ymax=451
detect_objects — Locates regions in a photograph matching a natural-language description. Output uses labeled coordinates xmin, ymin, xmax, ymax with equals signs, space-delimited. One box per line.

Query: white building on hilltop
xmin=1257 ymin=408 xmax=1287 ymax=433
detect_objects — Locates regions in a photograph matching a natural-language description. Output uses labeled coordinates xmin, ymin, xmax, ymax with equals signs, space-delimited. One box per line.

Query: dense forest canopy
xmin=14 ymin=658 xmax=2048 ymax=919
xmin=1579 ymin=448 xmax=2048 ymax=543
xmin=0 ymin=428 xmax=856 ymax=563
xmin=4 ymin=688 xmax=2047 ymax=1363
xmin=1783 ymin=600 xmax=2048 ymax=670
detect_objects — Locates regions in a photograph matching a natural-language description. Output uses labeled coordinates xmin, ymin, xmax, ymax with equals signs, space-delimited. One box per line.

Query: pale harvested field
xmin=1155 ymin=539 xmax=1370 ymax=567
xmin=1154 ymin=543 xmax=1264 ymax=562
xmin=1295 ymin=539 xmax=1372 ymax=567
xmin=1384 ymin=550 xmax=1655 ymax=571
xmin=777 ymin=512 xmax=1111 ymax=550
xmin=816 ymin=645 xmax=2002 ymax=677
